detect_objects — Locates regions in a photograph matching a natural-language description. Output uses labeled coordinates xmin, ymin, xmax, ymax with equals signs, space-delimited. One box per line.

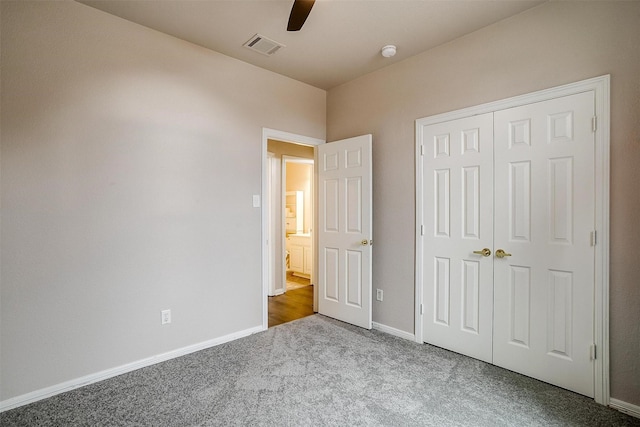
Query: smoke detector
xmin=381 ymin=45 xmax=397 ymax=58
xmin=243 ymin=34 xmax=285 ymax=56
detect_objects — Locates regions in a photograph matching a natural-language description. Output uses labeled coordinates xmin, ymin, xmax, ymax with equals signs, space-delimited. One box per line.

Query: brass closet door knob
xmin=473 ymin=248 xmax=491 ymax=257
xmin=495 ymin=249 xmax=512 ymax=258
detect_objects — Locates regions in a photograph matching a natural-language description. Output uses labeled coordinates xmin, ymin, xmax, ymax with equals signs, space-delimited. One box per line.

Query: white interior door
xmin=493 ymin=91 xmax=595 ymax=397
xmin=317 ymin=135 xmax=372 ymax=329
xmin=421 ymin=114 xmax=494 ymax=362
xmin=419 ymin=91 xmax=597 ymax=397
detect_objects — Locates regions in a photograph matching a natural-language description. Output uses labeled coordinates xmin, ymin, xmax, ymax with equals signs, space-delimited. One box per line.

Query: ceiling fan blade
xmin=287 ymin=0 xmax=315 ymax=31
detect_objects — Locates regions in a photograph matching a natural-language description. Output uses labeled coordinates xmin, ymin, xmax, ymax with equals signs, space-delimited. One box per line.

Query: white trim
xmin=283 ymin=157 xmax=314 ymax=165
xmin=372 ymin=322 xmax=416 ymax=342
xmin=262 ymin=128 xmax=325 ymax=147
xmin=414 ymin=75 xmax=610 ymax=405
xmin=414 ymin=123 xmax=425 ymax=345
xmin=0 ymin=325 xmax=263 ymax=413
xmin=609 ymin=398 xmax=640 ymax=419
xmin=262 ymin=128 xmax=324 ymax=330
xmin=592 ymin=76 xmax=610 ymax=406
xmin=266 ymin=152 xmax=279 ymax=296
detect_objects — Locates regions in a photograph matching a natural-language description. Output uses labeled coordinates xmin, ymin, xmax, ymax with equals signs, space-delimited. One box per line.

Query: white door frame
xmin=266 ymin=152 xmax=279 ymax=296
xmin=414 ymin=75 xmax=610 ymax=405
xmin=262 ymin=128 xmax=324 ymax=330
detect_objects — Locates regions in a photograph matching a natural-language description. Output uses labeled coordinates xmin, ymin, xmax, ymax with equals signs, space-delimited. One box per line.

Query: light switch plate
xmin=161 ymin=309 xmax=171 ymax=325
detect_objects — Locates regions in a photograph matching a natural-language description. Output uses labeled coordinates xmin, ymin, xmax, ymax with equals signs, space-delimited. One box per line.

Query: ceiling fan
xmin=287 ymin=0 xmax=315 ymax=31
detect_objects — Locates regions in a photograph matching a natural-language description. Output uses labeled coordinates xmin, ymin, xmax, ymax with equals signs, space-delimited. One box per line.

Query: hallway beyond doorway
xmin=268 ymin=285 xmax=314 ymax=327
xmin=286 ymin=271 xmax=310 ymax=290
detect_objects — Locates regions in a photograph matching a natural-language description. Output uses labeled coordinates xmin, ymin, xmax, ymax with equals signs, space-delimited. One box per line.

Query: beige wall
xmin=0 ymin=1 xmax=325 ymax=401
xmin=327 ymin=1 xmax=640 ymax=405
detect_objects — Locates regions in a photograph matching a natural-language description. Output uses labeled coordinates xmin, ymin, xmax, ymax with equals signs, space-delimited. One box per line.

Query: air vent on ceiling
xmin=243 ymin=34 xmax=285 ymax=56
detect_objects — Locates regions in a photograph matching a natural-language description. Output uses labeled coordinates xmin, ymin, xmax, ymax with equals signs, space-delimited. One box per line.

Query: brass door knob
xmin=495 ymin=249 xmax=512 ymax=258
xmin=361 ymin=239 xmax=369 ymax=246
xmin=473 ymin=248 xmax=491 ymax=257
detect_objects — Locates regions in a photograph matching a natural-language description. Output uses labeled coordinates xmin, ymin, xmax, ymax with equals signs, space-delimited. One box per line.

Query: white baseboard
xmin=0 ymin=325 xmax=264 ymax=413
xmin=610 ymin=398 xmax=640 ymax=419
xmin=372 ymin=321 xmax=415 ymax=341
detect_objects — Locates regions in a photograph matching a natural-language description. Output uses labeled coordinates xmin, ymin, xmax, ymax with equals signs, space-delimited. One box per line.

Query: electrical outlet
xmin=161 ymin=309 xmax=171 ymax=325
xmin=376 ymin=289 xmax=383 ymax=301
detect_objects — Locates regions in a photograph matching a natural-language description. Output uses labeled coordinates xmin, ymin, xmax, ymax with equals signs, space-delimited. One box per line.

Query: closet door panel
xmin=420 ymin=113 xmax=494 ymax=363
xmin=493 ymin=91 xmax=596 ymax=397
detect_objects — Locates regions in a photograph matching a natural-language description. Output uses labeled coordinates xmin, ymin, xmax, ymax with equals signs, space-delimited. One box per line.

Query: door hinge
xmin=590 ymin=230 xmax=597 ymax=246
xmin=590 ymin=343 xmax=597 ymax=360
xmin=420 ymin=225 xmax=425 ymax=236
xmin=420 ymin=144 xmax=424 ymax=156
xmin=420 ymin=304 xmax=423 ymax=315
xmin=592 ymin=116 xmax=597 ymax=132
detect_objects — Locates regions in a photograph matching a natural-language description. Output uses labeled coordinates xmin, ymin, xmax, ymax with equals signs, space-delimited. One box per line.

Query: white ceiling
xmin=79 ymin=0 xmax=545 ymax=90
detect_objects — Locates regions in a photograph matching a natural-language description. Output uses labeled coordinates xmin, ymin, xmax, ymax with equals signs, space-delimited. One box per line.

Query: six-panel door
xmin=492 ymin=91 xmax=595 ymax=397
xmin=420 ymin=91 xmax=596 ymax=397
xmin=317 ymin=135 xmax=373 ymax=329
xmin=421 ymin=113 xmax=495 ymax=363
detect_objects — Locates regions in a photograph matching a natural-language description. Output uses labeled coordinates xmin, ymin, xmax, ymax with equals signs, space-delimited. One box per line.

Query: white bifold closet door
xmin=421 ymin=91 xmax=596 ymax=397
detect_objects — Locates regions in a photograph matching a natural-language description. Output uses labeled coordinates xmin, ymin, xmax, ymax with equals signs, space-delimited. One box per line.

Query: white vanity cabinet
xmin=287 ymin=234 xmax=312 ymax=278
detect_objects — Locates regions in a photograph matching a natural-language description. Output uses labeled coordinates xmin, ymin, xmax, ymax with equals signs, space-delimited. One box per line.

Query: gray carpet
xmin=1 ymin=315 xmax=638 ymax=426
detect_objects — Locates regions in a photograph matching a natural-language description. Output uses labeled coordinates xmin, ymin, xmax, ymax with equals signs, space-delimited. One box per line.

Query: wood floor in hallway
xmin=268 ymin=285 xmax=314 ymax=328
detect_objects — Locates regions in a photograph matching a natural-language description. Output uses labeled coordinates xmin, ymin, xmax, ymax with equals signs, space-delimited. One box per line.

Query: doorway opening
xmin=282 ymin=157 xmax=314 ymax=290
xmin=270 ymin=150 xmax=314 ymax=327
xmin=261 ymin=129 xmax=324 ymax=329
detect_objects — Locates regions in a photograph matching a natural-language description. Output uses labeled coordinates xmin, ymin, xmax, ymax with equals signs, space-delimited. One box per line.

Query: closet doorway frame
xmin=262 ymin=128 xmax=325 ymax=330
xmin=414 ymin=75 xmax=610 ymax=405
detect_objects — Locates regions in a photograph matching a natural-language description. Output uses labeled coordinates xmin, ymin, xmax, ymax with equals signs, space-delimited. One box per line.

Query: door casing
xmin=414 ymin=75 xmax=610 ymax=405
xmin=262 ymin=129 xmax=324 ymax=329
